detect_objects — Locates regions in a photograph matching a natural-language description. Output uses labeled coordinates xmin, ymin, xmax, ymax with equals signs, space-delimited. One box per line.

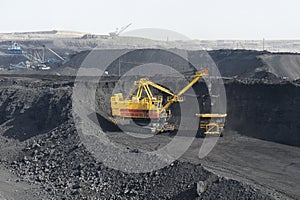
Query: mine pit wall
xmin=94 ymin=77 xmax=300 ymax=146
xmin=0 ymin=77 xmax=299 ymax=147
xmin=225 ymin=81 xmax=300 ymax=146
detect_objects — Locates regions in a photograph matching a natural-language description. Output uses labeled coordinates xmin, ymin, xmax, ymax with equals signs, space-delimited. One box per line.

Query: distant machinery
xmin=109 ymin=23 xmax=132 ymax=38
xmin=8 ymin=42 xmax=23 ymax=54
xmin=25 ymin=45 xmax=65 ymax=70
xmin=44 ymin=45 xmax=65 ymax=63
xmin=7 ymin=42 xmax=66 ymax=70
xmin=81 ymin=34 xmax=100 ymax=39
xmin=9 ymin=61 xmax=27 ymax=69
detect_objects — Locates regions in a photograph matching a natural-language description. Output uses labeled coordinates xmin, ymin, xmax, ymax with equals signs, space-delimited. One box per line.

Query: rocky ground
xmin=4 ymin=120 xmax=273 ymax=200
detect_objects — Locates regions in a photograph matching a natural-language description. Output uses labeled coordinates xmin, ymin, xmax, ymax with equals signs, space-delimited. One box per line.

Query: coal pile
xmin=10 ymin=120 xmax=273 ymax=200
xmin=225 ymin=80 xmax=300 ymax=146
xmin=0 ymin=77 xmax=72 ymax=141
xmin=61 ymin=49 xmax=300 ymax=80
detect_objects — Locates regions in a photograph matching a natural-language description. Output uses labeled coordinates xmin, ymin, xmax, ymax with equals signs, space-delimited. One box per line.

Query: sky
xmin=0 ymin=0 xmax=299 ymax=40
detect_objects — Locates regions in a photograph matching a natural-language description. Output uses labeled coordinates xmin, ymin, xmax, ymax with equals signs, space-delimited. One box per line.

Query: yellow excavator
xmin=110 ymin=69 xmax=226 ymax=134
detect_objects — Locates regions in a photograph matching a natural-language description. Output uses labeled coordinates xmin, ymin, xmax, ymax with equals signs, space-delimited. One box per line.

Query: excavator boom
xmin=162 ymin=70 xmax=208 ymax=111
xmin=177 ymin=71 xmax=207 ymax=96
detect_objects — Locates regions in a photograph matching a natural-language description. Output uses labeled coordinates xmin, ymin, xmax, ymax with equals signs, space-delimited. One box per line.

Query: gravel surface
xmin=8 ymin=120 xmax=273 ymax=200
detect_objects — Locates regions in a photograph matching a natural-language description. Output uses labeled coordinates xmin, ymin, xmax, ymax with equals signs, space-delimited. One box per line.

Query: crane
xmin=109 ymin=23 xmax=132 ymax=38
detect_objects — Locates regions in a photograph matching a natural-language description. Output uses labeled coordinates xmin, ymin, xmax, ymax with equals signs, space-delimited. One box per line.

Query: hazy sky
xmin=1 ymin=0 xmax=299 ymax=39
